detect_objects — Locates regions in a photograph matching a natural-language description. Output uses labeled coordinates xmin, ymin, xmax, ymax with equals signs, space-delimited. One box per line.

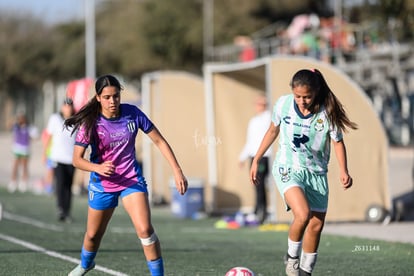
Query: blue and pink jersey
xmin=75 ymin=104 xmax=154 ymax=192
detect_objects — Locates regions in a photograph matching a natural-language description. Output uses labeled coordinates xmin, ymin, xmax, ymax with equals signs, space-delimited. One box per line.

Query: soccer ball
xmin=225 ymin=266 xmax=255 ymax=276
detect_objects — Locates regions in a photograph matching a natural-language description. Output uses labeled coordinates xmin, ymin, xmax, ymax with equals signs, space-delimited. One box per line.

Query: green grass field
xmin=0 ymin=187 xmax=413 ymax=276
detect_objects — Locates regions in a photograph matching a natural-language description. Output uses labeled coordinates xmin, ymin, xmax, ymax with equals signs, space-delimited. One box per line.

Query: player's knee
xmin=308 ymin=219 xmax=324 ymax=234
xmin=136 ymin=226 xmax=154 ymax=238
xmin=85 ymin=230 xmax=104 ymax=244
xmin=294 ymin=210 xmax=311 ymax=226
xmin=139 ymin=232 xmax=158 ymax=246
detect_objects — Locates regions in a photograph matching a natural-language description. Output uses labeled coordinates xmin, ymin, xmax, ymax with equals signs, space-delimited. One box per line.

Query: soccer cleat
xmin=285 ymin=254 xmax=299 ymax=276
xmin=299 ymin=268 xmax=311 ymax=276
xmin=64 ymin=216 xmax=74 ymax=224
xmin=7 ymin=181 xmax=17 ymax=193
xmin=68 ymin=262 xmax=95 ymax=276
xmin=18 ymin=181 xmax=28 ymax=192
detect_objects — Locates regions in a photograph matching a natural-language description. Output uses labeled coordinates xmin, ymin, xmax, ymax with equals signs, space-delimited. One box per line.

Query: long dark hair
xmin=290 ymin=69 xmax=358 ymax=132
xmin=64 ymin=74 xmax=122 ymax=140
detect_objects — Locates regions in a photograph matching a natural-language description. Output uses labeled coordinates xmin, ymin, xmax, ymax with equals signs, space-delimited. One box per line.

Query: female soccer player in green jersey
xmin=250 ymin=69 xmax=357 ymax=276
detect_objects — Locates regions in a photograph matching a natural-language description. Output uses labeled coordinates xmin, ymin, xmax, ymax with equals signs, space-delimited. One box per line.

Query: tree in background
xmin=0 ymin=14 xmax=53 ymax=129
xmin=0 ymin=0 xmax=413 ymax=116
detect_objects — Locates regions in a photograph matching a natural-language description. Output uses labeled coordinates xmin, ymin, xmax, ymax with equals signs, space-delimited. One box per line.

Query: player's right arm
xmin=72 ymin=144 xmax=115 ymax=177
xmin=250 ymin=122 xmax=279 ymax=185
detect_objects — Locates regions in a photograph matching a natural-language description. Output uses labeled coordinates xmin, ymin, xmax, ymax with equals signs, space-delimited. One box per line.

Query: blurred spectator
xmin=284 ymin=14 xmax=320 ymax=55
xmin=318 ymin=16 xmax=335 ymax=63
xmin=340 ymin=25 xmax=356 ymax=55
xmin=41 ymin=128 xmax=55 ymax=194
xmin=239 ymin=95 xmax=272 ymax=224
xmin=234 ymin=35 xmax=257 ymax=62
xmin=296 ymin=26 xmax=321 ymax=59
xmin=43 ymin=98 xmax=76 ymax=222
xmin=8 ymin=113 xmax=38 ymax=193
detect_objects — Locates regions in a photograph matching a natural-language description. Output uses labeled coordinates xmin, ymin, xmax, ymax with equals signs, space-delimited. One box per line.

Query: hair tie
xmin=310 ymin=68 xmax=316 ymax=72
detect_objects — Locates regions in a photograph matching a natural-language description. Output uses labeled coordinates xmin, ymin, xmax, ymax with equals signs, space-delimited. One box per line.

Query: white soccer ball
xmin=225 ymin=266 xmax=255 ymax=276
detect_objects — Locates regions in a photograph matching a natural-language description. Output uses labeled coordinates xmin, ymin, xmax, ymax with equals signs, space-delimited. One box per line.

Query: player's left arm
xmin=332 ymin=139 xmax=353 ymax=190
xmin=146 ymin=126 xmax=188 ymax=195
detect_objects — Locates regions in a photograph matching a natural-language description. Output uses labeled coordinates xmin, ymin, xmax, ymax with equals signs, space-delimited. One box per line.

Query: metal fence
xmin=207 ymin=37 xmax=414 ymax=146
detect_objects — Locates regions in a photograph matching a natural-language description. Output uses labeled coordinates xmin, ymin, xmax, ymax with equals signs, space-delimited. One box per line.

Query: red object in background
xmin=66 ymin=78 xmax=94 ymax=113
xmin=240 ymin=46 xmax=256 ymax=62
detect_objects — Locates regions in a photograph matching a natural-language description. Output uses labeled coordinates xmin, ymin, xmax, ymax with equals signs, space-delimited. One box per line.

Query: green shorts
xmin=14 ymin=152 xmax=30 ymax=158
xmin=272 ymin=165 xmax=328 ymax=212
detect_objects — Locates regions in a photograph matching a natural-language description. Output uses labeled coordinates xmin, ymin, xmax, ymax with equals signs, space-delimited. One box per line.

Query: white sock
xmin=300 ymin=251 xmax=318 ymax=273
xmin=287 ymin=238 xmax=302 ymax=258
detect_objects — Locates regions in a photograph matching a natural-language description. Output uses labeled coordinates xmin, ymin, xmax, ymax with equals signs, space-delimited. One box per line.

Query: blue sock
xmin=147 ymin=257 xmax=164 ymax=276
xmin=81 ymin=247 xmax=97 ymax=269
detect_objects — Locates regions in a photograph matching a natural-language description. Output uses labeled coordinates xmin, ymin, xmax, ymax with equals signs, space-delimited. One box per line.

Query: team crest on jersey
xmin=314 ymin=118 xmax=324 ymax=131
xmin=279 ymin=167 xmax=291 ymax=182
xmin=127 ymin=121 xmax=136 ymax=132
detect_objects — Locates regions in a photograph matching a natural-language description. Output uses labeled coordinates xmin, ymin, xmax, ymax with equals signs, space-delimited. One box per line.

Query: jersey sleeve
xmin=136 ymin=108 xmax=154 ymax=133
xmin=329 ymin=124 xmax=343 ymax=142
xmin=272 ymin=96 xmax=284 ymax=126
xmin=75 ymin=125 xmax=90 ymax=147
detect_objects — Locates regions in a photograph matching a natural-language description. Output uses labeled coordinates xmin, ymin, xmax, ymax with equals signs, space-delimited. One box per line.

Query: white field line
xmin=0 ymin=211 xmax=129 ymax=276
xmin=3 ymin=211 xmax=134 ymax=234
xmin=3 ymin=211 xmax=64 ymax=231
xmin=0 ymin=233 xmax=129 ymax=276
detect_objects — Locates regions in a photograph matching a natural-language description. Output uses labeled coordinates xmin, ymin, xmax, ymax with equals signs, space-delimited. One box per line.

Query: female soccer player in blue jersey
xmin=250 ymin=69 xmax=357 ymax=276
xmin=65 ymin=74 xmax=188 ymax=276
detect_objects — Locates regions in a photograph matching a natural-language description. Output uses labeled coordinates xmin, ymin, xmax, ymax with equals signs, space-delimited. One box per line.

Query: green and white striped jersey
xmin=272 ymin=94 xmax=343 ymax=173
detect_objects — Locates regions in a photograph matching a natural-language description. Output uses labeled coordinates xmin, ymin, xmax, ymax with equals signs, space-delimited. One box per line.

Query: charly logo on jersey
xmin=279 ymin=167 xmax=291 ymax=182
xmin=127 ymin=121 xmax=136 ymax=132
xmin=314 ymin=118 xmax=324 ymax=131
xmin=283 ymin=116 xmax=291 ymax=124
